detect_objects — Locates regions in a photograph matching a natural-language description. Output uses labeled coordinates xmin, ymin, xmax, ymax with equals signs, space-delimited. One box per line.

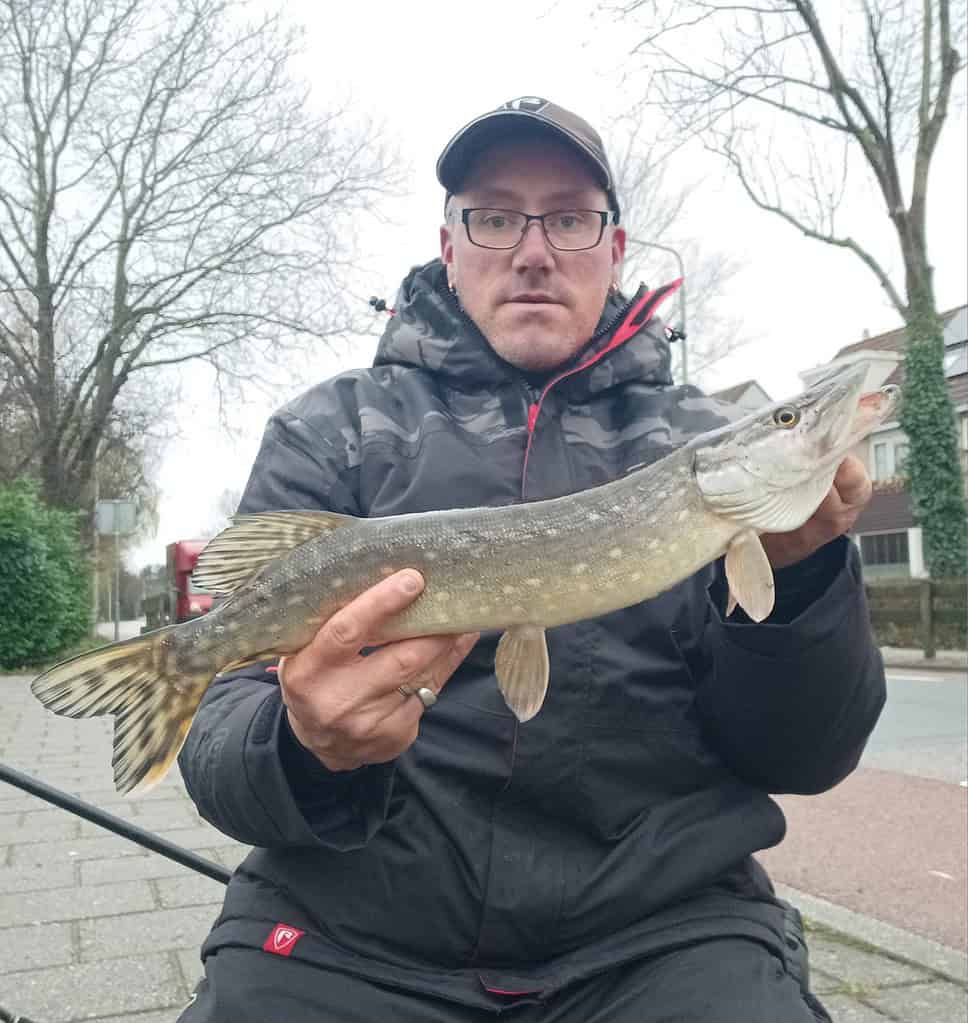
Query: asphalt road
xmin=760 ymin=667 xmax=968 ymax=952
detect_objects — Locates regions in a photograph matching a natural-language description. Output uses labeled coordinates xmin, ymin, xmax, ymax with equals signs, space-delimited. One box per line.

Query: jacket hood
xmin=373 ymin=259 xmax=674 ymax=398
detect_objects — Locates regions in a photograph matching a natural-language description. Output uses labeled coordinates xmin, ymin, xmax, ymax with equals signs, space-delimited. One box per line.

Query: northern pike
xmin=31 ymin=364 xmax=899 ymax=794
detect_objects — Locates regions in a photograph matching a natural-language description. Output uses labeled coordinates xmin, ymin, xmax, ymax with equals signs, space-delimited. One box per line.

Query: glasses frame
xmin=459 ymin=208 xmax=615 ymax=251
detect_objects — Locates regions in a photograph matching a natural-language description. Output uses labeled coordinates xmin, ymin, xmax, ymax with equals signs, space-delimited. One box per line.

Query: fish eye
xmin=772 ymin=406 xmax=800 ymax=428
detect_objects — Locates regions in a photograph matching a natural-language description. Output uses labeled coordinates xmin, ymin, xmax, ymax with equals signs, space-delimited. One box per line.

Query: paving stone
xmin=89 ymin=1011 xmax=190 ymax=1023
xmin=0 ymin=860 xmax=76 ymax=893
xmin=13 ymin=808 xmax=82 ymax=841
xmin=1 ymin=953 xmax=183 ymax=1020
xmin=155 ymin=872 xmax=227 ymax=909
xmin=146 ymin=825 xmax=234 ymax=851
xmin=129 ymin=800 xmax=203 ymax=832
xmin=809 ymin=934 xmax=930 ymax=987
xmin=80 ymin=850 xmax=220 ymax=886
xmin=213 ymin=843 xmax=250 ymax=870
xmin=819 ymin=995 xmax=890 ymax=1021
xmin=810 ymin=968 xmax=843 ymax=995
xmin=11 ymin=834 xmax=152 ymax=865
xmin=0 ymin=880 xmax=155 ymax=927
xmin=177 ymin=947 xmax=204 ymax=992
xmin=0 ymin=921 xmax=74 ymax=973
xmin=869 ymin=980 xmax=968 ymax=1022
xmin=79 ymin=905 xmax=218 ymax=961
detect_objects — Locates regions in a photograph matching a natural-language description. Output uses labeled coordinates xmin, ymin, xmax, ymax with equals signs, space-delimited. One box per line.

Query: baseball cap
xmin=436 ymin=96 xmax=621 ymax=221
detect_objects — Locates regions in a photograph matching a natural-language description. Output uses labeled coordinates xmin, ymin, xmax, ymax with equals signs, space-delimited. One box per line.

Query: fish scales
xmin=29 ymin=365 xmax=900 ymax=794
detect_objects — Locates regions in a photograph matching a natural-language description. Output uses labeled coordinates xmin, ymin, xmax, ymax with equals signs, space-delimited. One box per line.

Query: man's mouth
xmin=507 ymin=294 xmax=558 ymax=305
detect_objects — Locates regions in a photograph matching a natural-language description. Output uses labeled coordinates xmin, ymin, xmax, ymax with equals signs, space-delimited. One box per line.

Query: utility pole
xmin=627 ymin=238 xmax=688 ymax=382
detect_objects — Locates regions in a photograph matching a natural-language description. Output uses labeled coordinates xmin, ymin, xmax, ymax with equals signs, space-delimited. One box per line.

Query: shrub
xmin=0 ymin=480 xmax=92 ymax=668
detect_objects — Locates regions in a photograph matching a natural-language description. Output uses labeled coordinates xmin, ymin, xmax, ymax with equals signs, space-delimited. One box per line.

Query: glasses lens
xmin=466 ymin=209 xmax=527 ymax=249
xmin=544 ymin=211 xmax=603 ymax=250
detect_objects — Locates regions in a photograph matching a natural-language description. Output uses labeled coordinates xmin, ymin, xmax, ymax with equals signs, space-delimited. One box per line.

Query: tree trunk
xmin=899 ymin=276 xmax=968 ymax=578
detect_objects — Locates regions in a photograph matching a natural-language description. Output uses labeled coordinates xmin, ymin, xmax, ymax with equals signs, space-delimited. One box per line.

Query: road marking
xmin=928 ymin=870 xmax=955 ymax=881
xmin=961 ymin=779 xmax=967 ymax=788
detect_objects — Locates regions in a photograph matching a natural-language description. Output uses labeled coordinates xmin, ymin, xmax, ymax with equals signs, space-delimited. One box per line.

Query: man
xmin=178 ymin=98 xmax=885 ymax=1021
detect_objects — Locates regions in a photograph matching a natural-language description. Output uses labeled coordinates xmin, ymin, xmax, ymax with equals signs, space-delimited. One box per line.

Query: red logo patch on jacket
xmin=263 ymin=923 xmax=305 ymax=956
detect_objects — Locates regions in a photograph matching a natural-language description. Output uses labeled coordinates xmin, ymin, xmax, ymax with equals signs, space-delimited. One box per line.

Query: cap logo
xmin=504 ymin=97 xmax=549 ymax=114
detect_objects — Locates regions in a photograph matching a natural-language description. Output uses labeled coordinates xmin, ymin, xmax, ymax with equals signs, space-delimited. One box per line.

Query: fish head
xmin=694 ymin=364 xmax=900 ymax=533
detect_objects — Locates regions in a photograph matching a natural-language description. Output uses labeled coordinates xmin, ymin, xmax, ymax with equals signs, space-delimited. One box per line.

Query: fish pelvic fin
xmin=495 ymin=626 xmax=550 ymax=722
xmin=724 ymin=529 xmax=775 ymax=622
xmin=30 ymin=628 xmax=212 ymax=796
xmin=194 ymin=510 xmax=359 ymax=594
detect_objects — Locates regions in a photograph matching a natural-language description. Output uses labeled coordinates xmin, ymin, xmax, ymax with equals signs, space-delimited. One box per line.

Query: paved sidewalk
xmin=1 ymin=668 xmax=966 ymax=1022
xmin=879 ymin=646 xmax=966 ymax=672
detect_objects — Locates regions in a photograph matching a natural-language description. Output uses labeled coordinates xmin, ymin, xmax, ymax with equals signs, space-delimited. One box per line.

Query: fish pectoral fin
xmin=494 ymin=626 xmax=549 ymax=722
xmin=724 ymin=529 xmax=775 ymax=622
xmin=193 ymin=510 xmax=359 ymax=594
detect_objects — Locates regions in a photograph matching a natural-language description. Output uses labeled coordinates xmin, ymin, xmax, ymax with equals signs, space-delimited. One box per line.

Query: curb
xmin=775 ymin=883 xmax=968 ymax=986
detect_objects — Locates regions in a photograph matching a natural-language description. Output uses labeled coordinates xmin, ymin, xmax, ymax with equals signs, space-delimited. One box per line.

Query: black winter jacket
xmin=178 ymin=260 xmax=886 ymax=1007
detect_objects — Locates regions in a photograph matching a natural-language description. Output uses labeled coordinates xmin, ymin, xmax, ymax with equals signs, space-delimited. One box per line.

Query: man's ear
xmin=440 ymin=223 xmax=454 ymax=267
xmin=610 ymin=225 xmax=626 ymax=277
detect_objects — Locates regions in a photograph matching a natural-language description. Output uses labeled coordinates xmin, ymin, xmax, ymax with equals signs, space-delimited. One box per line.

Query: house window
xmin=893 ymin=443 xmax=909 ymax=476
xmin=860 ymin=531 xmax=909 ymax=566
xmin=943 ymin=341 xmax=967 ymax=378
xmin=873 ymin=442 xmax=889 ymax=480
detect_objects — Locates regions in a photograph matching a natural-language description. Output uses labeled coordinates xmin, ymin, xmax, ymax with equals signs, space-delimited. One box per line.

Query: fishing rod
xmin=0 ymin=762 xmax=232 ymax=885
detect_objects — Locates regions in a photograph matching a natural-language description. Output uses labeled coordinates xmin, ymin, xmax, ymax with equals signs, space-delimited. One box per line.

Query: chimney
xmin=862 ymin=329 xmax=871 ymax=340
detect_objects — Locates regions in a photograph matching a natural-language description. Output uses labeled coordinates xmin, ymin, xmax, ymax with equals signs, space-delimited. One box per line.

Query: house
xmin=708 ymin=379 xmax=772 ymax=414
xmin=800 ymin=304 xmax=968 ymax=578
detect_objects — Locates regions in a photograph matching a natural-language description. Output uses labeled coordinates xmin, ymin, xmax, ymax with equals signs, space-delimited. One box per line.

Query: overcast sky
xmin=131 ymin=0 xmax=968 ymax=567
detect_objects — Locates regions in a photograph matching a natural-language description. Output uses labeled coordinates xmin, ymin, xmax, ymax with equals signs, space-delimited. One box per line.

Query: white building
xmin=800 ymin=304 xmax=968 ymax=578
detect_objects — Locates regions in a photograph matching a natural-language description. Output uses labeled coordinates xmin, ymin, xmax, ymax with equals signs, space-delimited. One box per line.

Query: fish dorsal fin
xmin=494 ymin=625 xmax=550 ymax=722
xmin=724 ymin=529 xmax=775 ymax=622
xmin=193 ymin=510 xmax=358 ymax=594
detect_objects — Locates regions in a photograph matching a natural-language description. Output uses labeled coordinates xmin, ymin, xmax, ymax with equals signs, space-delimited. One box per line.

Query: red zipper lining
xmin=519 ymin=279 xmax=683 ymax=496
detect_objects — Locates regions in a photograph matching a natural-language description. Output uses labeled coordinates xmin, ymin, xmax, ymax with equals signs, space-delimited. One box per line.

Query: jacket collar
xmin=373 ymin=259 xmax=674 ymax=397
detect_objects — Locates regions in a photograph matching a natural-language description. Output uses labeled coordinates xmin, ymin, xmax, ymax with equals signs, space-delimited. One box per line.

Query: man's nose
xmin=511 ymin=220 xmax=555 ymax=269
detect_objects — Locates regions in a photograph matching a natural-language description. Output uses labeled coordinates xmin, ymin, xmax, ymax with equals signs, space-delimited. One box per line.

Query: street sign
xmin=95 ymin=499 xmax=137 ymax=535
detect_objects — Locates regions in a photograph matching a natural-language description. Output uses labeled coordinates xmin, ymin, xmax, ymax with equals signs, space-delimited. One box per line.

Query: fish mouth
xmin=841 ymin=383 xmax=901 ymax=448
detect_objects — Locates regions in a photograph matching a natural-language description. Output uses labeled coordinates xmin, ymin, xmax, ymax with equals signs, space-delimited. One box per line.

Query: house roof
xmin=853 ymin=488 xmax=916 ymax=533
xmin=708 ymin=379 xmax=769 ymax=404
xmin=833 ymin=304 xmax=965 ymax=360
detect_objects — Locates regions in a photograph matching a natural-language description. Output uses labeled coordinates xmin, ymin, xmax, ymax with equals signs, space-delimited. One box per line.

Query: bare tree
xmin=609 ymin=116 xmax=746 ymax=385
xmin=0 ymin=0 xmax=397 ymax=514
xmin=607 ymin=0 xmax=967 ymax=576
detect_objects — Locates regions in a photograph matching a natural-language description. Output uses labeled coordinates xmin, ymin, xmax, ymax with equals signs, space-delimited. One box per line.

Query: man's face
xmin=440 ymin=137 xmax=625 ymax=374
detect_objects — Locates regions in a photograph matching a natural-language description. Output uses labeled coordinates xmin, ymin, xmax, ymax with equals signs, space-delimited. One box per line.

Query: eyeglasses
xmin=460 ymin=208 xmax=614 ymax=251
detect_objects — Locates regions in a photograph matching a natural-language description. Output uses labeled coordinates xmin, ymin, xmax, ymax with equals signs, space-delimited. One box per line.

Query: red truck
xmin=142 ymin=540 xmax=213 ymax=631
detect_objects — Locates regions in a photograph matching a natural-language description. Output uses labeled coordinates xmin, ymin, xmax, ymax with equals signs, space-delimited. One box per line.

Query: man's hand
xmin=761 ymin=455 xmax=872 ymax=570
xmin=279 ymin=569 xmax=478 ymax=772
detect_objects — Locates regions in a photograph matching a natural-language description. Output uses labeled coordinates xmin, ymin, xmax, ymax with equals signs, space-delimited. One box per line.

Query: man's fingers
xmin=310 ymin=570 xmax=425 ymax=664
xmin=368 ymin=630 xmax=479 ymax=703
xmin=832 ymin=454 xmax=872 ymax=509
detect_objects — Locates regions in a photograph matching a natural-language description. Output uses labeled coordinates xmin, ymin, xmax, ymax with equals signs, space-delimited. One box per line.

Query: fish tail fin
xmin=30 ymin=627 xmax=209 ymax=795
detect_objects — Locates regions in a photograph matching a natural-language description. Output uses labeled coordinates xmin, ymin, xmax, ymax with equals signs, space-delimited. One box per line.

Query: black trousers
xmin=178 ymin=937 xmax=831 ymax=1023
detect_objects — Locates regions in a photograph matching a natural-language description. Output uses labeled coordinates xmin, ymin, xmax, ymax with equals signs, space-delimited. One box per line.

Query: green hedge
xmin=0 ymin=480 xmax=92 ymax=669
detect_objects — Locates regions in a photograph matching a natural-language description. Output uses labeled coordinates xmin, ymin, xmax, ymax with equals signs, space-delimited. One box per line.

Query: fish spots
xmin=676 ymin=509 xmax=689 ymax=522
xmin=379 ymin=566 xmax=396 ymax=577
xmin=433 ymin=591 xmax=452 ymax=603
xmin=629 ymin=571 xmax=642 ymax=582
xmin=424 ymin=551 xmax=438 ymax=561
xmin=525 ymin=578 xmax=543 ymax=588
xmin=330 ymin=577 xmax=344 ymax=589
xmin=286 ymin=595 xmax=304 ymax=608
xmin=478 ymin=605 xmax=491 ymax=615
xmin=648 ymin=539 xmax=660 ymax=550
xmin=588 ymin=512 xmax=602 ymax=522
xmin=512 ymin=605 xmax=526 ymax=615
xmin=572 ymin=563 xmax=589 ymax=575
xmin=545 ymin=528 xmax=560 ymax=537
xmin=669 ymin=543 xmax=679 ymax=553
xmin=608 ymin=547 xmax=623 ymax=559
xmin=502 ymin=584 xmax=517 ymax=595
xmin=578 ymin=582 xmax=590 ymax=592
